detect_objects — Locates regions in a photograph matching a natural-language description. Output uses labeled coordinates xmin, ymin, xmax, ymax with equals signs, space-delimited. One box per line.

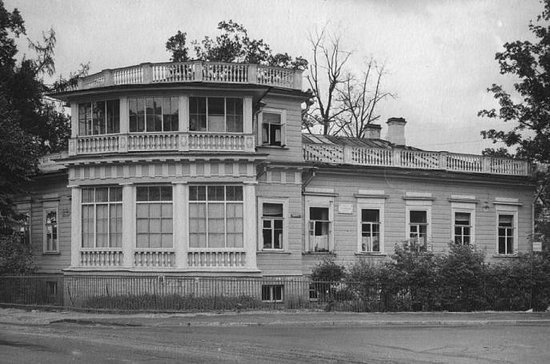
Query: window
xmin=189 ymin=185 xmax=243 ymax=248
xmin=81 ymin=187 xmax=122 ymax=248
xmin=136 ymin=186 xmax=173 ymax=248
xmin=129 ymin=97 xmax=179 ymax=132
xmin=498 ymin=214 xmax=515 ymax=254
xmin=409 ymin=210 xmax=428 ymax=247
xmin=361 ymin=209 xmax=381 ymax=252
xmin=189 ymin=97 xmax=243 ymax=132
xmin=309 ymin=207 xmax=331 ymax=252
xmin=16 ymin=212 xmax=31 ymax=245
xmin=79 ymin=100 xmax=120 ymax=135
xmin=454 ymin=212 xmax=472 ymax=245
xmin=259 ymin=109 xmax=286 ymax=147
xmin=260 ymin=201 xmax=285 ymax=250
xmin=44 ymin=209 xmax=58 ymax=253
xmin=262 ymin=284 xmax=284 ymax=302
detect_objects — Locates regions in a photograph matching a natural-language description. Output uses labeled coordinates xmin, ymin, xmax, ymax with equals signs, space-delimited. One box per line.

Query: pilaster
xmin=173 ymin=182 xmax=188 ymax=268
xmin=70 ymin=186 xmax=81 ymax=268
xmin=121 ymin=183 xmax=135 ymax=268
xmin=243 ymin=181 xmax=258 ymax=270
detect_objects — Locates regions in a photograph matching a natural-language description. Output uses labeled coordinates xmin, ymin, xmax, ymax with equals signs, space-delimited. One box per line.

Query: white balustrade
xmin=187 ymin=251 xmax=246 ymax=268
xmin=187 ymin=133 xmax=248 ymax=152
xmin=134 ymin=251 xmax=175 ymax=268
xmin=67 ymin=62 xmax=301 ymax=92
xmin=80 ymin=250 xmax=123 ymax=267
xmin=127 ymin=133 xmax=178 ymax=151
xmin=113 ymin=65 xmax=143 ymax=85
xmin=303 ymin=144 xmax=530 ymax=176
xmin=76 ymin=135 xmax=119 ymax=154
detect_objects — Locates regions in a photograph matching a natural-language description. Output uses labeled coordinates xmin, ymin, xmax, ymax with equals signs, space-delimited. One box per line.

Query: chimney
xmin=386 ymin=117 xmax=407 ymax=145
xmin=364 ymin=124 xmax=381 ymax=139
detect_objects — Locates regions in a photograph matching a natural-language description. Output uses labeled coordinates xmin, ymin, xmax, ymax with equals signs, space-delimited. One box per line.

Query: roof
xmin=302 ymin=134 xmax=401 ymax=149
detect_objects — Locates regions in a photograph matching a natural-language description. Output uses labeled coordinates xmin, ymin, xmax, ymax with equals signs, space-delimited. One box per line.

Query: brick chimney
xmin=386 ymin=117 xmax=407 ymax=145
xmin=364 ymin=124 xmax=381 ymax=139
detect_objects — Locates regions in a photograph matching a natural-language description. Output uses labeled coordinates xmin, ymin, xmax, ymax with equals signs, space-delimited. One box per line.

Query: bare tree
xmin=333 ymin=59 xmax=394 ymax=138
xmin=304 ymin=28 xmax=351 ymax=135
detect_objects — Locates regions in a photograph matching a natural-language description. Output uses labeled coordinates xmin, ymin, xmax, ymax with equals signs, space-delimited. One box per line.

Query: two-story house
xmin=19 ymin=61 xmax=534 ymax=287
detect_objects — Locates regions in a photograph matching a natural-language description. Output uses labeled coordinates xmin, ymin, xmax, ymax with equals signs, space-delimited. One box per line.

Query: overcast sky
xmin=6 ymin=0 xmax=542 ymax=154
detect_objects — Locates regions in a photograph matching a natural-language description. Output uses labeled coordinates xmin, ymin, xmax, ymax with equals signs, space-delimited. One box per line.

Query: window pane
xmin=208 ymin=186 xmax=224 ymax=201
xmin=499 ymin=215 xmax=513 ymax=227
xmin=109 ymin=187 xmax=122 ymax=202
xmin=106 ymin=100 xmax=120 ymax=133
xmin=137 ymin=98 xmax=145 ymax=132
xmin=129 ymin=98 xmax=137 ymax=132
xmin=136 ymin=187 xmax=149 ymax=201
xmin=226 ymin=186 xmax=243 ymax=201
xmin=263 ymin=112 xmax=281 ymax=124
xmin=410 ymin=211 xmax=427 ymax=223
xmin=149 ymin=186 xmax=161 ymax=201
xmin=362 ymin=209 xmax=379 ymax=222
xmin=263 ymin=203 xmax=283 ymax=217
xmin=95 ymin=187 xmax=109 ymax=202
xmin=455 ymin=212 xmax=470 ymax=225
xmin=310 ymin=207 xmax=328 ymax=221
xmin=208 ymin=98 xmax=225 ymax=115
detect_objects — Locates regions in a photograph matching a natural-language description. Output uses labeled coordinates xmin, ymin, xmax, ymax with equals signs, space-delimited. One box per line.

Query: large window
xmin=361 ymin=209 xmax=381 ymax=252
xmin=189 ymin=97 xmax=243 ymax=132
xmin=189 ymin=185 xmax=243 ymax=248
xmin=79 ymin=100 xmax=120 ymax=135
xmin=129 ymin=97 xmax=179 ymax=132
xmin=44 ymin=209 xmax=58 ymax=253
xmin=81 ymin=187 xmax=122 ymax=248
xmin=454 ymin=212 xmax=472 ymax=245
xmin=409 ymin=210 xmax=428 ymax=247
xmin=498 ymin=214 xmax=515 ymax=254
xmin=136 ymin=186 xmax=173 ymax=248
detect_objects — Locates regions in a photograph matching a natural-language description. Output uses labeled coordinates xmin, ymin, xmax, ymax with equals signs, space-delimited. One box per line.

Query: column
xmin=243 ymin=181 xmax=258 ymax=270
xmin=121 ymin=183 xmax=135 ymax=268
xmin=70 ymin=186 xmax=81 ymax=268
xmin=173 ymin=182 xmax=188 ymax=268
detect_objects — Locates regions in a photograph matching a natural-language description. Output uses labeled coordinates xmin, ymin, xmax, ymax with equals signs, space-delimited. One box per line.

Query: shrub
xmin=0 ymin=233 xmax=36 ymax=275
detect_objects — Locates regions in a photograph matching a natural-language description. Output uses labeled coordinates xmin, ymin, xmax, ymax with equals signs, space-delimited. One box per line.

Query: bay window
xmin=189 ymin=97 xmax=243 ymax=132
xmin=189 ymin=185 xmax=244 ymax=248
xmin=136 ymin=186 xmax=173 ymax=248
xmin=79 ymin=100 xmax=120 ymax=135
xmin=81 ymin=187 xmax=122 ymax=248
xmin=129 ymin=97 xmax=179 ymax=132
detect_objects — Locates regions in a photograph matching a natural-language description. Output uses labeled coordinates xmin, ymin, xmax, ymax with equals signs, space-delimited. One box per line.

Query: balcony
xmin=303 ymin=144 xmax=531 ymax=176
xmin=68 ymin=132 xmax=256 ymax=156
xmin=63 ymin=61 xmax=303 ymax=92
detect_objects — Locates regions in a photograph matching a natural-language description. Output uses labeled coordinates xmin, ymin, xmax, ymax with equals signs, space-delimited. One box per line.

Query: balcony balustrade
xmin=62 ymin=61 xmax=302 ymax=91
xmin=68 ymin=132 xmax=256 ymax=156
xmin=303 ymin=144 xmax=531 ymax=176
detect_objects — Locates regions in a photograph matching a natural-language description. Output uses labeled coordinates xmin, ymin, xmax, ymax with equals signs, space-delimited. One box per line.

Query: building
xmin=18 ymin=61 xmax=535 ymax=283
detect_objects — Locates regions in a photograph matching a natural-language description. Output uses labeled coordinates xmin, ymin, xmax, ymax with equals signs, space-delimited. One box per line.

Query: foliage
xmin=82 ymin=293 xmax=262 ymax=311
xmin=478 ymin=0 xmax=550 ymax=209
xmin=310 ymin=256 xmax=346 ymax=282
xmin=0 ymin=2 xmax=70 ymax=230
xmin=166 ymin=20 xmax=308 ymax=70
xmin=0 ymin=233 xmax=36 ymax=275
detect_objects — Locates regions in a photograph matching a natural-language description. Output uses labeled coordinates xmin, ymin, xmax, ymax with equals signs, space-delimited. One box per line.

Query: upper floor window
xmin=129 ymin=97 xmax=179 ymax=133
xmin=259 ymin=200 xmax=288 ymax=251
xmin=189 ymin=97 xmax=243 ymax=133
xmin=259 ymin=109 xmax=286 ymax=147
xmin=82 ymin=187 xmax=122 ymax=248
xmin=79 ymin=100 xmax=120 ymax=135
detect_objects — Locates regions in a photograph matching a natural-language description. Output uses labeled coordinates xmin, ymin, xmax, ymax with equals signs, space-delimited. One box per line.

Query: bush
xmin=0 ymin=233 xmax=36 ymax=275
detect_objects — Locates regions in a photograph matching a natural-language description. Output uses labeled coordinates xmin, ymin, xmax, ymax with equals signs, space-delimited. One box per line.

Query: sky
xmin=5 ymin=0 xmax=543 ymax=154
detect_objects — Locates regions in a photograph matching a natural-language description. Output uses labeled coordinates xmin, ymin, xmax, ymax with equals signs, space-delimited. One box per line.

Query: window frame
xmin=261 ymin=284 xmax=284 ymax=303
xmin=258 ymin=108 xmax=287 ymax=147
xmin=188 ymin=185 xmax=244 ymax=250
xmin=81 ymin=186 xmax=123 ymax=249
xmin=357 ymin=198 xmax=385 ymax=254
xmin=78 ymin=99 xmax=120 ymax=136
xmin=495 ymin=205 xmax=518 ymax=255
xmin=258 ymin=198 xmax=289 ymax=251
xmin=405 ymin=201 xmax=432 ymax=249
xmin=451 ymin=202 xmax=476 ymax=246
xmin=189 ymin=96 xmax=244 ymax=133
xmin=128 ymin=96 xmax=179 ymax=133
xmin=305 ymin=196 xmax=334 ymax=253
xmin=135 ymin=185 xmax=174 ymax=249
xmin=43 ymin=206 xmax=59 ymax=254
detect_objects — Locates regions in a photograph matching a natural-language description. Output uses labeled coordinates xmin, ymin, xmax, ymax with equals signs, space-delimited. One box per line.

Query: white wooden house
xmin=18 ymin=61 xmax=535 ymax=280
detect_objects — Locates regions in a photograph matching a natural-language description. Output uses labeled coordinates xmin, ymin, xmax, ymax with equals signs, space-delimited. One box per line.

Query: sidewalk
xmin=1 ymin=307 xmax=550 ymax=328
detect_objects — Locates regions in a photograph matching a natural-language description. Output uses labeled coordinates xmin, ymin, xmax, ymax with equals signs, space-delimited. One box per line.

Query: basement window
xmin=261 ymin=284 xmax=284 ymax=302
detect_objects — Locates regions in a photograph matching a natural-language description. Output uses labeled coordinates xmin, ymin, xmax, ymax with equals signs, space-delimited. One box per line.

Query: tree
xmin=0 ymin=2 xmax=70 ymax=231
xmin=166 ymin=20 xmax=308 ymax=70
xmin=303 ymin=28 xmax=392 ymax=136
xmin=478 ymin=0 xmax=550 ymax=246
